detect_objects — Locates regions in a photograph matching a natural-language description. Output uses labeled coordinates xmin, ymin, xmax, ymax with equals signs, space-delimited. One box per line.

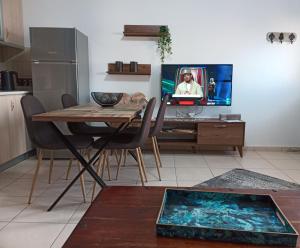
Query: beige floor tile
xmin=0 ymin=222 xmax=8 ymax=231
xmin=13 ymin=197 xmax=80 ymax=224
xmin=142 ymin=154 xmax=174 ymax=168
xmin=0 ymin=160 xmax=36 ymax=179
xmin=0 ymin=179 xmax=49 ymax=198
xmin=145 ymin=167 xmax=177 ymax=181
xmin=210 ymin=168 xmax=233 ymax=177
xmin=110 ymin=167 xmax=140 ymax=182
xmin=0 ymin=177 xmax=16 ymax=189
xmin=174 ymin=155 xmax=208 ymax=168
xmin=175 ymin=168 xmax=213 ymax=181
xmin=237 ymin=158 xmax=275 ymax=169
xmin=289 ymin=152 xmax=300 ymax=159
xmin=0 ymin=222 xmax=65 ymax=248
xmin=239 ymin=150 xmax=262 ymax=158
xmin=39 ymin=180 xmax=94 ymax=201
xmin=51 ymin=223 xmax=77 ymax=248
xmin=205 ymin=156 xmax=241 ymax=169
xmin=0 ymin=196 xmax=28 ymax=222
xmin=68 ymin=202 xmax=91 ymax=224
xmin=268 ymin=159 xmax=300 ymax=170
xmin=282 ymin=170 xmax=300 ymax=184
xmin=257 ymin=151 xmax=295 ymax=159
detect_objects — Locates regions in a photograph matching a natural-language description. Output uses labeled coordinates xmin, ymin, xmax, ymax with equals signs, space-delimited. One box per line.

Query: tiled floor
xmin=0 ymin=150 xmax=300 ymax=247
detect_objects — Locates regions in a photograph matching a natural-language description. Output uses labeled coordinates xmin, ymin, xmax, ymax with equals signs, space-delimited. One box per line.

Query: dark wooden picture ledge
xmin=123 ymin=25 xmax=167 ymax=37
xmin=107 ymin=63 xmax=151 ymax=75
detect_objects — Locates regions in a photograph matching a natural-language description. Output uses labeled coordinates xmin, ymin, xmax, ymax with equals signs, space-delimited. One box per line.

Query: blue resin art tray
xmin=156 ymin=189 xmax=298 ymax=246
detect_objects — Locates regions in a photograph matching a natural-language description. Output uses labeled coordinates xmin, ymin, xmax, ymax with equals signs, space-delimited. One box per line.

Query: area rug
xmin=195 ymin=168 xmax=300 ymax=190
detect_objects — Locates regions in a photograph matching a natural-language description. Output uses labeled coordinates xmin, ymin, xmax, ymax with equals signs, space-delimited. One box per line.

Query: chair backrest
xmin=150 ymin=95 xmax=169 ymax=137
xmin=61 ymin=94 xmax=77 ymax=108
xmin=133 ymin=97 xmax=156 ymax=145
xmin=61 ymin=94 xmax=90 ymax=134
xmin=21 ymin=95 xmax=59 ymax=148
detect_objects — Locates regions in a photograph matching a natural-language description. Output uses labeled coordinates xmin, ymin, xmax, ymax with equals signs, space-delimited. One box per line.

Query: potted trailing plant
xmin=158 ymin=26 xmax=172 ymax=63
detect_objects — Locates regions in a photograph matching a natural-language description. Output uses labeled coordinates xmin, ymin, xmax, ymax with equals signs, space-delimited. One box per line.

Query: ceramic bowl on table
xmin=91 ymin=92 xmax=123 ymax=107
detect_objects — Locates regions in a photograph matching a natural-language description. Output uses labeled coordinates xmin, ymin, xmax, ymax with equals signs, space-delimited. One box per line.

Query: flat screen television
xmin=161 ymin=64 xmax=233 ymax=106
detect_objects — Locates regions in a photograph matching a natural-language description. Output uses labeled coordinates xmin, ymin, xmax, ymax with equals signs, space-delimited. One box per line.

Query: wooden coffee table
xmin=63 ymin=186 xmax=300 ymax=248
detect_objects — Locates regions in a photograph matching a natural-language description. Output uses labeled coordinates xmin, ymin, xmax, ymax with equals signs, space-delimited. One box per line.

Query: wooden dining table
xmin=32 ymin=103 xmax=143 ymax=211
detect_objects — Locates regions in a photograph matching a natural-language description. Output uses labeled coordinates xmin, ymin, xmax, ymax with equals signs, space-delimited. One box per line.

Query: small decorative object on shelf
xmin=130 ymin=61 xmax=138 ymax=73
xmin=268 ymin=32 xmax=275 ymax=43
xmin=158 ymin=26 xmax=172 ymax=63
xmin=267 ymin=32 xmax=297 ymax=44
xmin=115 ymin=61 xmax=123 ymax=72
xmin=107 ymin=63 xmax=151 ymax=75
xmin=289 ymin=33 xmax=296 ymax=44
xmin=279 ymin=33 xmax=284 ymax=43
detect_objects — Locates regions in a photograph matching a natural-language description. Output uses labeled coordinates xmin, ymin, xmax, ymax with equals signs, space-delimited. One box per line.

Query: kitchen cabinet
xmin=0 ymin=92 xmax=31 ymax=165
xmin=1 ymin=0 xmax=24 ymax=46
xmin=0 ymin=0 xmax=24 ymax=62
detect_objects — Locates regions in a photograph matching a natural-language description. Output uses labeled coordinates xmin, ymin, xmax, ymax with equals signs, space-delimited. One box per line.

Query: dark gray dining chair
xmin=21 ymin=95 xmax=94 ymax=204
xmin=122 ymin=95 xmax=169 ymax=169
xmin=91 ymin=97 xmax=157 ymax=199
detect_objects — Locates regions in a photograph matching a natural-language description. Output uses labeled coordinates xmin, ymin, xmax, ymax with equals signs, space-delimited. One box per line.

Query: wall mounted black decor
xmin=267 ymin=32 xmax=297 ymax=44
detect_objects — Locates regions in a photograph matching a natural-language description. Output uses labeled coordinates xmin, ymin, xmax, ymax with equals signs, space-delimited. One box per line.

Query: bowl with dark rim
xmin=91 ymin=92 xmax=123 ymax=107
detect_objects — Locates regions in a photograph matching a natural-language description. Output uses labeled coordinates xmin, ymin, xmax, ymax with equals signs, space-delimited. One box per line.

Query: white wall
xmin=22 ymin=0 xmax=300 ymax=147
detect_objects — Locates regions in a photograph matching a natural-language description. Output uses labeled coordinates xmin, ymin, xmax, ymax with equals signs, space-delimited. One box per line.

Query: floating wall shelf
xmin=123 ymin=25 xmax=167 ymax=37
xmin=107 ymin=63 xmax=151 ymax=75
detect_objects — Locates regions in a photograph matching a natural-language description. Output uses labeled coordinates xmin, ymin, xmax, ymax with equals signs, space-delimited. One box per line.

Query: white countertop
xmin=0 ymin=91 xmax=31 ymax=96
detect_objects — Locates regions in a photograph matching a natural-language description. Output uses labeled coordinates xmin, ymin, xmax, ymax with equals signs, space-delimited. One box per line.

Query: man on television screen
xmin=175 ymin=69 xmax=203 ymax=97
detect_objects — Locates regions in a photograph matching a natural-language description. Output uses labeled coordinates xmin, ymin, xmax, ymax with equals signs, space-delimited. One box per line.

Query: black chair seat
xmin=93 ymin=133 xmax=138 ymax=150
xmin=68 ymin=123 xmax=116 ymax=136
xmin=123 ymin=126 xmax=156 ymax=137
xmin=40 ymin=135 xmax=94 ymax=150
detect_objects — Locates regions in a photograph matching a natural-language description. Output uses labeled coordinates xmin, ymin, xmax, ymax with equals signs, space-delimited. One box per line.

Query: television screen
xmin=161 ymin=64 xmax=233 ymax=106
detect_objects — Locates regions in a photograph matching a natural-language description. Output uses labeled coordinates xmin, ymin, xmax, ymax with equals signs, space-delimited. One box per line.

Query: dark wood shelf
xmin=107 ymin=63 xmax=151 ymax=75
xmin=123 ymin=25 xmax=167 ymax=37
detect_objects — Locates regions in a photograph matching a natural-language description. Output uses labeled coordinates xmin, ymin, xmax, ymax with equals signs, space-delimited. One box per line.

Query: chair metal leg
xmin=48 ymin=150 xmax=54 ymax=184
xmin=116 ymin=149 xmax=124 ymax=180
xmin=123 ymin=149 xmax=128 ymax=166
xmin=135 ymin=148 xmax=145 ymax=186
xmin=28 ymin=149 xmax=43 ymax=204
xmin=138 ymin=147 xmax=148 ymax=182
xmin=151 ymin=137 xmax=161 ymax=181
xmin=91 ymin=152 xmax=104 ymax=202
xmin=77 ymin=151 xmax=86 ymax=203
xmin=105 ymin=151 xmax=111 ymax=181
xmin=65 ymin=158 xmax=73 ymax=180
xmin=113 ymin=150 xmax=120 ymax=165
xmin=151 ymin=137 xmax=162 ymax=181
xmin=154 ymin=136 xmax=162 ymax=168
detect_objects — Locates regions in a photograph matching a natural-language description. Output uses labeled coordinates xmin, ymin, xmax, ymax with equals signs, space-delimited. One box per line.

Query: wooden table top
xmin=32 ymin=104 xmax=143 ymax=123
xmin=63 ymin=186 xmax=300 ymax=248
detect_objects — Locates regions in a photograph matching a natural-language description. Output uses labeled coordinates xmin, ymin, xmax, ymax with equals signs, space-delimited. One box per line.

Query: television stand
xmin=156 ymin=117 xmax=245 ymax=157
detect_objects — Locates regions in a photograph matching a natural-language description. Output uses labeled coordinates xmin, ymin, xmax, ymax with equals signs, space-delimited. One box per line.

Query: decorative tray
xmin=156 ymin=188 xmax=298 ymax=247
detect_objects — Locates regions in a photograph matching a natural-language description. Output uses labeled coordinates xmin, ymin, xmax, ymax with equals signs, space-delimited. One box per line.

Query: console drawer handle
xmin=214 ymin=125 xmax=227 ymax=128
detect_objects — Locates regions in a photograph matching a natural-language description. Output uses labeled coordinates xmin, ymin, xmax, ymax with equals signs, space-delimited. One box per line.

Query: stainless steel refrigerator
xmin=30 ymin=27 xmax=90 ymax=158
xmin=30 ymin=27 xmax=90 ymax=111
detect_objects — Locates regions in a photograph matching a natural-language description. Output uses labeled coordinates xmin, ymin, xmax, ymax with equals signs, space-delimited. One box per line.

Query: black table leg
xmin=47 ymin=122 xmax=127 ymax=211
